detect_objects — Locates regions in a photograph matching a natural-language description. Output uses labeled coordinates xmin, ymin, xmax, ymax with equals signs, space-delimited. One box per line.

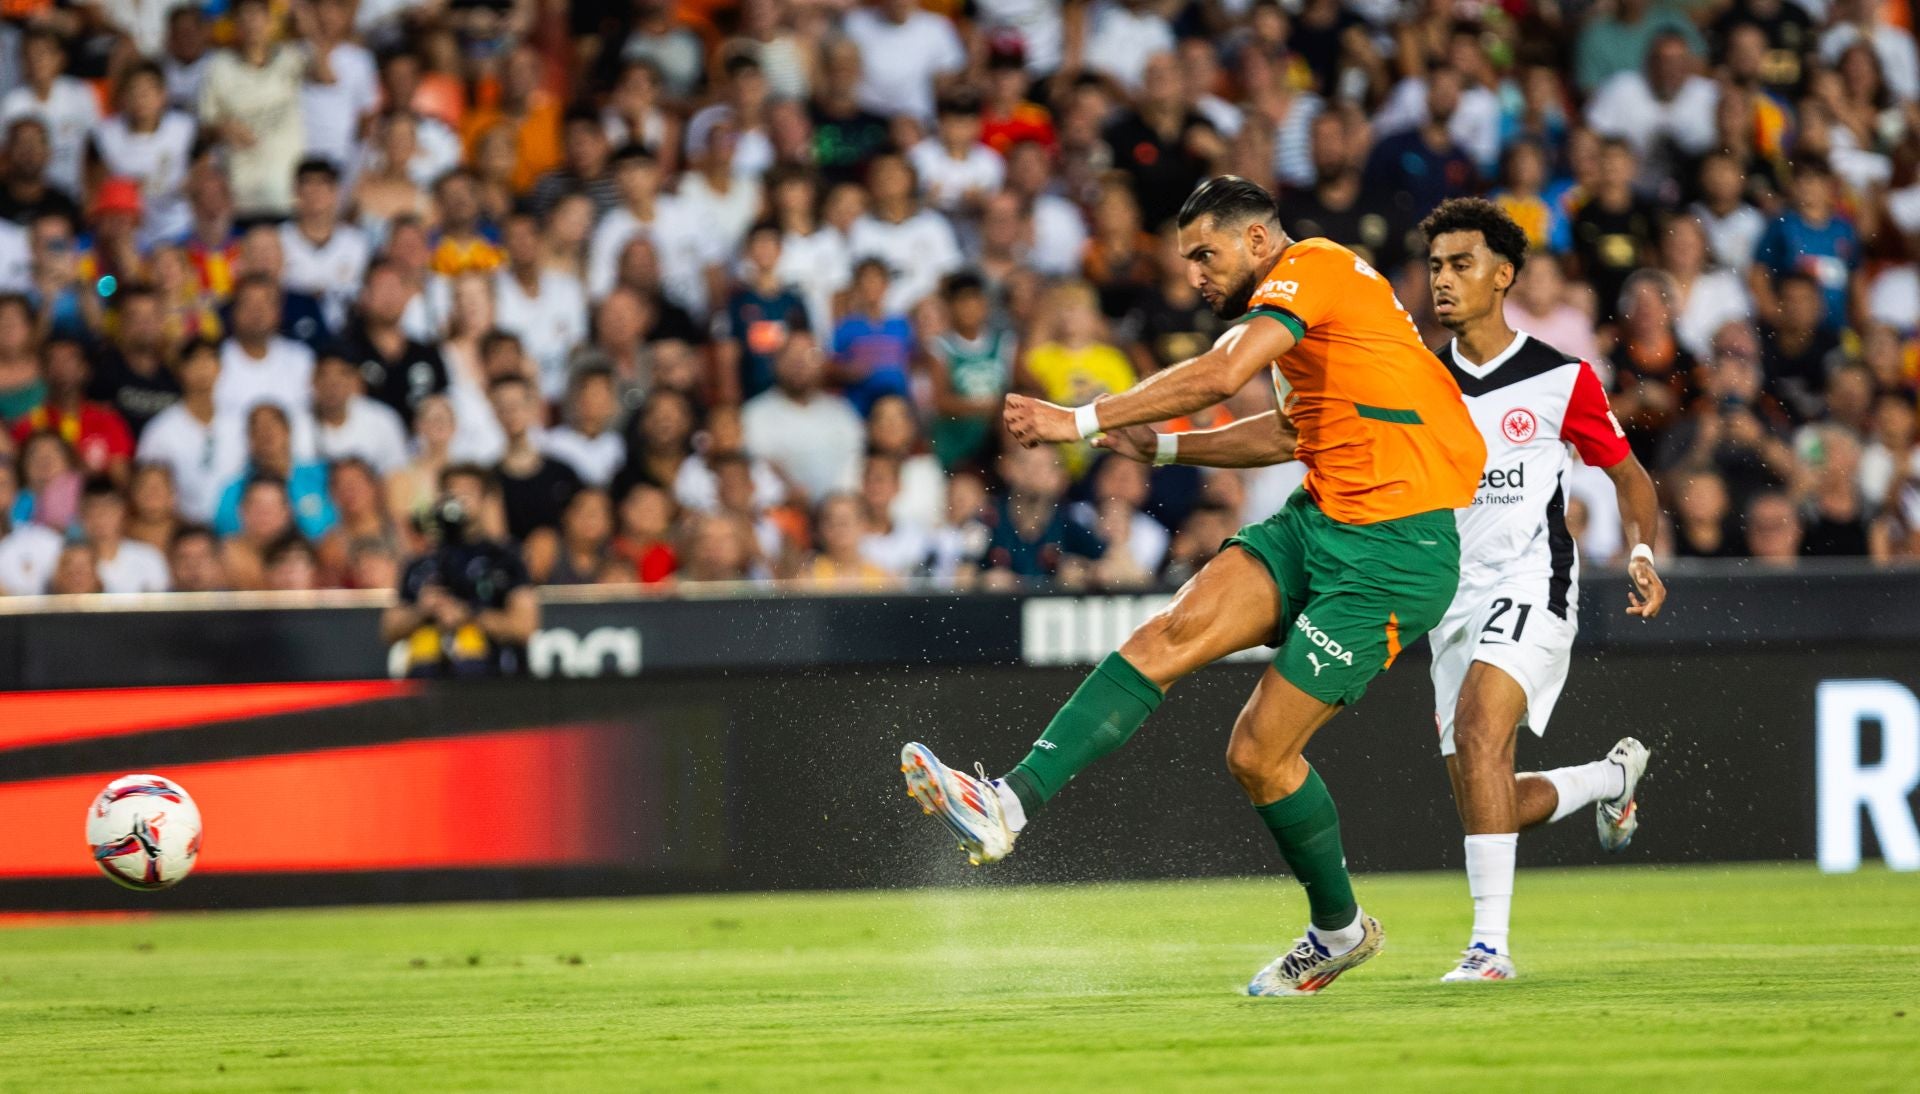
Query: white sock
xmin=991 ymin=780 xmax=1027 ymax=833
xmin=1463 ymin=833 xmax=1518 ymax=954
xmin=1308 ymin=907 xmax=1365 ymax=957
xmin=1541 ymin=759 xmax=1625 ymax=823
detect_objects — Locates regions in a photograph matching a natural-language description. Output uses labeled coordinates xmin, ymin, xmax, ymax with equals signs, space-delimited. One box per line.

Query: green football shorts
xmin=1223 ymin=489 xmax=1461 ymax=706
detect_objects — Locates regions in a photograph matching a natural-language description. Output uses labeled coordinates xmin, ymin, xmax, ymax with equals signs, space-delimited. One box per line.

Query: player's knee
xmin=1119 ymin=606 xmax=1206 ymax=685
xmin=1224 ymin=727 xmax=1305 ymax=800
xmin=1451 ymin=710 xmax=1514 ymax=768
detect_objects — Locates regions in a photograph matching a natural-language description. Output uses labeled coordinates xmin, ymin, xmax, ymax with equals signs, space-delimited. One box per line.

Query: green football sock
xmin=1254 ymin=767 xmax=1359 ymax=931
xmin=1001 ymin=652 xmax=1163 ymax=816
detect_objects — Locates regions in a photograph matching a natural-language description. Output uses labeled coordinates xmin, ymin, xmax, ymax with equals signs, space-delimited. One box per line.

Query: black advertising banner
xmin=7 ymin=644 xmax=1918 ymax=910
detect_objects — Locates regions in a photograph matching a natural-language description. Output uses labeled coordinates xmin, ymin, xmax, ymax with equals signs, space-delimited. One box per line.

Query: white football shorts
xmin=1429 ymin=575 xmax=1578 ymax=757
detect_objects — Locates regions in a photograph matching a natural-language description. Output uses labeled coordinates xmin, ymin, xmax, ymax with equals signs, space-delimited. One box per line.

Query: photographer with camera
xmin=380 ymin=463 xmax=540 ymax=677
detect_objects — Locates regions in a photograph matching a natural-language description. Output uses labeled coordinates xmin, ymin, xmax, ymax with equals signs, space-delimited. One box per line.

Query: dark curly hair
xmin=1418 ymin=198 xmax=1529 ymax=276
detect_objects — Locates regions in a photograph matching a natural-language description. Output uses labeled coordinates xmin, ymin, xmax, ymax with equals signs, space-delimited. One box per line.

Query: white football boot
xmin=1441 ymin=942 xmax=1517 ymax=982
xmin=1597 ymin=737 xmax=1650 ymax=852
xmin=1246 ymin=914 xmax=1385 ymax=996
xmin=900 ymin=742 xmax=1017 ymax=866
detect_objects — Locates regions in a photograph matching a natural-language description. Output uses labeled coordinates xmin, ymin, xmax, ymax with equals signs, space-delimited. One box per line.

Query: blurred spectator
xmin=805 ymin=491 xmax=897 ymax=588
xmin=847 ymin=152 xmax=962 ymax=314
xmin=219 ymin=475 xmax=292 ymax=590
xmin=866 ymin=393 xmax=944 ymax=531
xmin=1669 ymin=469 xmax=1742 ymax=559
xmin=528 ymin=486 xmax=620 ymax=585
xmin=353 ymin=113 xmax=435 ymax=241
xmin=928 ymin=271 xmax=1016 ymax=471
xmin=385 ymin=392 xmax=458 ymax=530
xmin=1800 ymin=425 xmax=1875 ymax=557
xmin=0 ymin=118 xmax=78 ymax=226
xmin=461 ymin=45 xmax=562 ymax=194
xmin=297 ymin=0 xmax=379 ymax=173
xmin=1585 ymin=31 xmax=1719 ymax=167
xmin=543 ymin=367 xmax=626 ymax=487
xmin=313 ymin=350 xmax=408 ymax=475
xmin=125 ymin=463 xmax=181 ymax=552
xmin=1690 ymin=151 xmax=1768 ymax=276
xmin=1071 ymin=454 xmax=1168 ymax=579
xmin=1105 ymin=52 xmax=1218 ymax=229
xmin=494 ymin=209 xmax=589 ymax=400
xmin=91 ymin=283 xmax=181 ymax=434
xmin=612 ymin=387 xmax=696 ymax=502
xmin=136 ymin=338 xmax=243 ymax=524
xmin=198 ymin=0 xmax=307 ymax=218
xmin=1571 ymin=139 xmax=1659 ymax=322
xmin=980 ymin=443 xmax=1103 ymax=587
xmin=214 ymin=403 xmax=336 ymax=540
xmin=1364 ymin=68 xmax=1477 ymax=223
xmin=743 ymin=333 xmax=863 ymax=501
xmin=48 ymin=542 xmax=103 ymax=595
xmin=280 ymin=160 xmax=370 ymax=332
xmin=90 ymin=62 xmax=197 ymax=246
xmin=263 ymin=534 xmax=320 ymax=592
xmin=1761 ymin=274 xmax=1844 ymax=422
xmin=428 ymin=170 xmax=503 ymax=277
xmin=1818 ymin=0 xmax=1920 ymax=102
xmin=674 ymin=403 xmax=785 ymax=514
xmin=1744 ymin=489 xmax=1805 ymax=563
xmin=232 ymin=225 xmax=327 ymax=347
xmin=2 ymin=29 xmax=99 ymax=198
xmin=342 ymin=260 xmax=451 ymax=424
xmin=858 ymin=455 xmax=930 ymax=576
xmin=1659 ymin=339 xmax=1797 ymax=509
xmin=1861 ymin=393 xmax=1920 ymax=508
xmin=1576 ymin=0 xmax=1706 ymax=93
xmin=611 ymin=481 xmax=679 ymax=584
xmin=166 ymin=524 xmax=225 ymax=593
xmin=926 ymin=469 xmax=990 ymax=585
xmin=80 ymin=477 xmax=168 ymax=593
xmin=1023 ymin=281 xmax=1135 ymax=476
xmin=679 ymin=511 xmax=760 ymax=583
xmin=831 ymin=258 xmax=913 ymax=416
xmin=490 ymin=374 xmax=581 ymax=542
xmin=12 ymin=339 xmax=133 ymax=481
xmin=381 ymin=464 xmax=538 ymax=677
xmin=843 ymin=0 xmax=965 ymax=123
xmin=1505 ymin=257 xmax=1603 ymax=370
xmin=0 ymin=455 xmax=61 ymax=593
xmin=715 ymin=222 xmax=811 ymax=404
xmin=1002 ymin=141 xmax=1085 ymax=278
xmin=15 ymin=430 xmax=83 ymax=531
xmin=1750 ymin=159 xmax=1862 ymax=327
xmin=217 ymin=275 xmax=316 ymax=450
xmin=162 ymin=9 xmax=214 ymax=110
xmin=317 ymin=456 xmax=396 ymax=577
xmin=1661 ymin=217 xmax=1752 ymax=360
xmin=809 ymin=38 xmax=891 ymax=187
xmin=910 ymin=92 xmax=1004 ymax=216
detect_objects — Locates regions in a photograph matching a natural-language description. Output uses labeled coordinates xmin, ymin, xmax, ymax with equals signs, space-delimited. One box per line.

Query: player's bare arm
xmin=1095 ymin=410 xmax=1297 ymax=468
xmin=1004 ymin=316 xmax=1297 ymax=446
xmin=1606 ymin=452 xmax=1667 ymax=619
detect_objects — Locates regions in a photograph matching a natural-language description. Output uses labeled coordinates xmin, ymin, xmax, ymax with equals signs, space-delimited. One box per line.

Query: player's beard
xmin=1212 ymin=265 xmax=1261 ymax=319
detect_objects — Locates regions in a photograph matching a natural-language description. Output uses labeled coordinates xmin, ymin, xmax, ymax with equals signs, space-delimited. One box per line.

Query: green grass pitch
xmin=3 ymin=863 xmax=1917 ymax=1092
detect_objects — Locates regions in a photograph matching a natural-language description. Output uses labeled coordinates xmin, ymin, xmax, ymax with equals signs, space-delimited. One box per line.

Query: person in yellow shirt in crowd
xmin=1021 ymin=281 xmax=1135 ymax=476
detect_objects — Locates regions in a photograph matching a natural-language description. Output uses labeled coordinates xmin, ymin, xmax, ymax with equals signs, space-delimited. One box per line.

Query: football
xmin=85 ymin=775 xmax=202 ymax=891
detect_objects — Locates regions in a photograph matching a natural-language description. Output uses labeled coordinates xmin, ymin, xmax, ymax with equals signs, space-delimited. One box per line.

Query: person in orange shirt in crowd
xmin=429 ymin=169 xmax=503 ymax=276
xmin=980 ymin=36 xmax=1054 ymax=155
xmin=461 ymin=43 xmax=563 ymax=194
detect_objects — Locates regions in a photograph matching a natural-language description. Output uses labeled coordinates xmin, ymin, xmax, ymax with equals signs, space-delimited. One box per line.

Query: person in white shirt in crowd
xmin=1585 ymin=31 xmax=1719 ymax=163
xmin=542 ymin=366 xmax=628 ymax=487
xmin=1690 ymin=150 xmax=1767 ymax=275
xmin=858 ymin=454 xmax=933 ymax=576
xmin=1002 ymin=139 xmax=1087 ymax=278
xmin=1661 ymin=215 xmax=1752 ymax=360
xmin=767 ymin=166 xmax=851 ymax=336
xmin=848 ymin=151 xmax=962 ymax=313
xmin=741 ymin=333 xmax=865 ymax=502
xmin=161 ymin=6 xmax=213 ymax=110
xmin=92 ymin=0 xmax=173 ymax=58
xmin=865 ymin=393 xmax=944 ymax=532
xmin=1373 ymin=39 xmax=1502 ymax=177
xmin=675 ymin=402 xmax=787 ymax=513
xmin=588 ymin=144 xmax=703 ymax=311
xmin=494 ymin=208 xmax=588 ymax=401
xmin=1504 ymin=254 xmax=1605 ymax=374
xmin=1820 ymin=0 xmax=1920 ymax=102
xmin=198 ymin=0 xmax=308 ymax=217
xmin=1179 ymin=36 xmax=1242 ymax=139
xmin=843 ymin=0 xmax=966 ymax=122
xmin=80 ymin=476 xmax=170 ymax=593
xmin=1070 ymin=453 xmax=1168 ymax=578
xmin=909 ymin=91 xmax=1005 ymax=216
xmin=372 ymin=53 xmax=464 ymax=189
xmin=217 ymin=274 xmax=317 ymax=457
xmin=312 ymin=350 xmax=408 ymax=475
xmin=1 ymin=28 xmax=100 ymax=196
xmin=137 ymin=338 xmax=247 ymax=525
xmin=88 ymin=62 xmax=197 ymax=247
xmin=1083 ymin=0 xmax=1176 ymax=93
xmin=280 ymin=159 xmax=371 ymax=332
xmin=672 ymin=110 xmax=761 ymax=307
xmin=296 ymin=0 xmax=380 ymax=173
xmin=0 ymin=456 xmax=63 ymax=594
xmin=686 ymin=52 xmax=776 ymax=180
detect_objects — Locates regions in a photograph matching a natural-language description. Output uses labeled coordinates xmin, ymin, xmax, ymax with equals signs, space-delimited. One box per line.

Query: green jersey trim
xmin=1353 ymin=403 xmax=1425 ymax=425
xmin=1242 ymin=304 xmax=1306 ymax=342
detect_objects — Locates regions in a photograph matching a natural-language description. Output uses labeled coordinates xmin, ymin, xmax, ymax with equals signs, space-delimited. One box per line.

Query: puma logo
xmin=1307 ymin=651 xmax=1329 ymax=676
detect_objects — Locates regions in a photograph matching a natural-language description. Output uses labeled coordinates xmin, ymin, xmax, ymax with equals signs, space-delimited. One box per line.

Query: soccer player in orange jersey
xmin=901 ymin=176 xmax=1487 ymax=995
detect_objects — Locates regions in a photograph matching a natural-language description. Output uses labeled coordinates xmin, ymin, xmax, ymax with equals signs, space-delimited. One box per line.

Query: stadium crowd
xmin=0 ymin=0 xmax=1914 ymax=597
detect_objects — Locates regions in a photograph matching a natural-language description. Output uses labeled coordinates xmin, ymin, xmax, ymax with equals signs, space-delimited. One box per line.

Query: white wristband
xmin=1629 ymin=543 xmax=1654 ymax=567
xmin=1074 ymin=402 xmax=1102 ymax=439
xmin=1154 ymin=432 xmax=1180 ymax=466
